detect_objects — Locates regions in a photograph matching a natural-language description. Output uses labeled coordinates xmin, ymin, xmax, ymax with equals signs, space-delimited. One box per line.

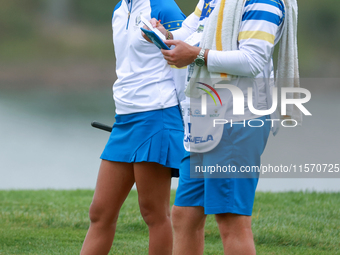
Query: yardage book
xmin=141 ymin=28 xmax=170 ymax=50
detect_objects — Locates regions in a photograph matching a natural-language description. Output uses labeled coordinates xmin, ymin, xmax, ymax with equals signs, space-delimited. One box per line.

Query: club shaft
xmin=91 ymin=121 xmax=112 ymax=132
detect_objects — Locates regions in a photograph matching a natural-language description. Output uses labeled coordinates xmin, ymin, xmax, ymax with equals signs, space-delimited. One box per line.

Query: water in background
xmin=1 ymin=82 xmax=340 ymax=191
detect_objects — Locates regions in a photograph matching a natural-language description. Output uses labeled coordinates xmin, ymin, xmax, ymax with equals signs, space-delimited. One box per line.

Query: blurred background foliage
xmin=1 ymin=1 xmax=340 ymax=193
xmin=0 ymin=0 xmax=340 ymax=89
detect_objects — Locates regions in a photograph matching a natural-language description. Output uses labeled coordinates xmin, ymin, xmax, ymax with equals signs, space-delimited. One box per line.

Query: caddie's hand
xmin=161 ymin=40 xmax=201 ymax=68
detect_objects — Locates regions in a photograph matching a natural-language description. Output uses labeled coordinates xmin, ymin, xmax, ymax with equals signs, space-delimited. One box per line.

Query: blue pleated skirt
xmin=100 ymin=105 xmax=185 ymax=177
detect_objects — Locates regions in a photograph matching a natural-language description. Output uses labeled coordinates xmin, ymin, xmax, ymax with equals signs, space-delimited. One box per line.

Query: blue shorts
xmin=100 ymin=105 xmax=185 ymax=177
xmin=174 ymin=116 xmax=271 ymax=215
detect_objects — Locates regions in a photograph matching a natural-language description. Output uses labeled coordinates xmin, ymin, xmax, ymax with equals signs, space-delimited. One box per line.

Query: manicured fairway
xmin=0 ymin=190 xmax=339 ymax=254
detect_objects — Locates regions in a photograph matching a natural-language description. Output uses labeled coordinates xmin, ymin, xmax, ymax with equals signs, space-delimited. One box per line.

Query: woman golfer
xmin=80 ymin=0 xmax=185 ymax=254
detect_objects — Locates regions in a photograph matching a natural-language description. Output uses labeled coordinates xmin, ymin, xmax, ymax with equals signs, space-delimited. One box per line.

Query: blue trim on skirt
xmin=100 ymin=106 xmax=185 ymax=177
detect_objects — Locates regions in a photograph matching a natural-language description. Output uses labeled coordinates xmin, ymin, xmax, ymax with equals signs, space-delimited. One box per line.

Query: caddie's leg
xmin=172 ymin=205 xmax=207 ymax=255
xmin=215 ymin=213 xmax=255 ymax=255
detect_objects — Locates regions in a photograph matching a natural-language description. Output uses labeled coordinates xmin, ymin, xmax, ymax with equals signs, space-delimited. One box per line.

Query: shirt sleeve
xmin=172 ymin=0 xmax=204 ymax=41
xmin=207 ymin=0 xmax=285 ymax=77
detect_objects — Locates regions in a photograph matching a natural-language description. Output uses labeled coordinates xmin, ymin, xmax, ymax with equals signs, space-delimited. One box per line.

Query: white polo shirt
xmin=111 ymin=0 xmax=185 ymax=115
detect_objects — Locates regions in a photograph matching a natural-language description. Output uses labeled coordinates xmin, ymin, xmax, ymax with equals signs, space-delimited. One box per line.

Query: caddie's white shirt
xmin=112 ymin=0 xmax=185 ymax=115
xmin=173 ymin=0 xmax=285 ymax=121
xmin=172 ymin=0 xmax=286 ymax=152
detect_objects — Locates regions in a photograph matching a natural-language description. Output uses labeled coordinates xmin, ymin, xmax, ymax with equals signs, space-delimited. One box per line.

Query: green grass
xmin=0 ymin=190 xmax=339 ymax=254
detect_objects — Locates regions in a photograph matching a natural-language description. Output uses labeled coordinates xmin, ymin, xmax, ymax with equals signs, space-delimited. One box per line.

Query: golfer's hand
xmin=141 ymin=25 xmax=152 ymax=43
xmin=150 ymin=18 xmax=168 ymax=37
xmin=161 ymin=40 xmax=201 ymax=68
xmin=141 ymin=18 xmax=168 ymax=43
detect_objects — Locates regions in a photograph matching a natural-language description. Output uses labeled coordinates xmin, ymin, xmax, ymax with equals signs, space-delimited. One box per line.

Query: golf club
xmin=91 ymin=121 xmax=112 ymax=132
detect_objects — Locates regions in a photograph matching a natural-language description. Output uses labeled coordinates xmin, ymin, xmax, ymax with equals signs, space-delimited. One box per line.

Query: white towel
xmin=276 ymin=0 xmax=302 ymax=124
xmin=184 ymin=0 xmax=244 ymax=98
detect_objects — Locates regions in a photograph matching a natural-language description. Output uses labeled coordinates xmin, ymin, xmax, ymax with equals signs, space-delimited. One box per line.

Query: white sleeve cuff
xmin=171 ymin=29 xmax=189 ymax=41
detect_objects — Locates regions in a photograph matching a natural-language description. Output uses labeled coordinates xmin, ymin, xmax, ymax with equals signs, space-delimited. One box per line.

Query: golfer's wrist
xmin=166 ymin=30 xmax=173 ymax=40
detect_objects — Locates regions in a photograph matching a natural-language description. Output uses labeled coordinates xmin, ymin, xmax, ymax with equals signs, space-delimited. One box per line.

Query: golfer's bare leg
xmin=215 ymin=213 xmax=256 ymax=255
xmin=172 ymin=206 xmax=206 ymax=255
xmin=80 ymin=160 xmax=134 ymax=255
xmin=133 ymin=162 xmax=172 ymax=255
